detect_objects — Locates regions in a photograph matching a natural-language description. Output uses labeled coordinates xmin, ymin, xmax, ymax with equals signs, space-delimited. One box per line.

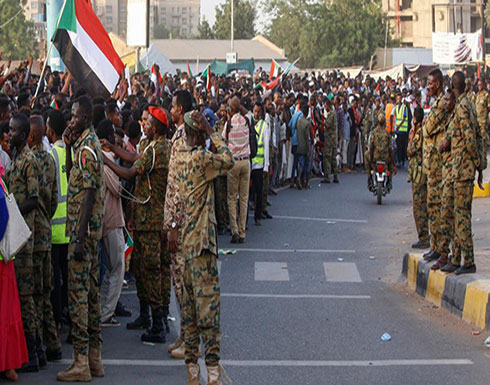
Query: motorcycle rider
xmin=366 ymin=112 xmax=396 ymax=191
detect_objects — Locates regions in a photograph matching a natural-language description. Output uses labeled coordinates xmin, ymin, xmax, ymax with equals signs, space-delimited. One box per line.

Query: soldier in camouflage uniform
xmin=475 ymin=78 xmax=489 ymax=165
xmin=322 ymin=98 xmax=339 ymax=183
xmin=407 ymin=106 xmax=429 ymax=250
xmin=103 ymin=106 xmax=171 ymax=343
xmin=57 ymin=97 xmax=105 ymax=382
xmin=431 ymin=91 xmax=457 ymax=270
xmin=422 ymin=69 xmax=447 ymax=263
xmin=28 ymin=115 xmax=61 ymax=366
xmin=360 ymin=98 xmax=372 ymax=172
xmin=440 ymin=72 xmax=482 ymax=275
xmin=366 ymin=113 xmax=395 ymax=191
xmin=178 ymin=111 xmax=234 ymax=385
xmin=6 ymin=113 xmax=41 ymax=372
xmin=165 ymin=90 xmax=194 ymax=359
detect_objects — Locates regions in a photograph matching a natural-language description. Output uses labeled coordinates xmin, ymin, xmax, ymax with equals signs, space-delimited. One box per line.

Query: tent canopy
xmin=210 ymin=59 xmax=255 ymax=75
xmin=138 ymin=44 xmax=177 ymax=74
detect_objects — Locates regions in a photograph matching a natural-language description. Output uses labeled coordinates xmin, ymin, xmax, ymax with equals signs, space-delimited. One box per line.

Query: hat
xmin=203 ymin=108 xmax=217 ymax=127
xmin=148 ymin=106 xmax=168 ymax=127
xmin=184 ymin=111 xmax=200 ymax=132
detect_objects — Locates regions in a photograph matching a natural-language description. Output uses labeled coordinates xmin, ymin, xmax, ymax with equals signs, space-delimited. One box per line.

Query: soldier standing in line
xmin=57 ymin=96 xmax=105 ymax=382
xmin=407 ymin=106 xmax=430 ymax=250
xmin=422 ymin=69 xmax=448 ymax=263
xmin=6 ymin=113 xmax=40 ymax=372
xmin=431 ymin=91 xmax=456 ymax=270
xmin=179 ymin=110 xmax=234 ymax=385
xmin=102 ymin=106 xmax=171 ymax=343
xmin=440 ymin=72 xmax=482 ymax=275
xmin=27 ymin=116 xmax=61 ymax=366
xmin=475 ymin=78 xmax=489 ymax=167
xmin=321 ymin=98 xmax=339 ymax=184
xmin=165 ymin=90 xmax=194 ymax=359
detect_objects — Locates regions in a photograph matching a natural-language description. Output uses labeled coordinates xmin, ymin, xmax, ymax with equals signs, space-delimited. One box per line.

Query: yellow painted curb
xmin=473 ymin=182 xmax=490 ymax=198
xmin=407 ymin=254 xmax=422 ymax=291
xmin=462 ymin=279 xmax=490 ymax=329
xmin=426 ymin=270 xmax=448 ymax=306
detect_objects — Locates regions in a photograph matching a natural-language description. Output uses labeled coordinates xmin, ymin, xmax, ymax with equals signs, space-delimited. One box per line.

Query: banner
xmin=432 ymin=30 xmax=482 ymax=65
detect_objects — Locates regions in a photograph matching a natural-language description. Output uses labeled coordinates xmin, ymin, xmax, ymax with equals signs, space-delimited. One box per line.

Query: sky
xmin=202 ymin=0 xmax=225 ymax=27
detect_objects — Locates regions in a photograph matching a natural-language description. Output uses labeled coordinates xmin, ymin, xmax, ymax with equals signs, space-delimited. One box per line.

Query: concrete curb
xmin=402 ymin=253 xmax=490 ymax=330
xmin=473 ymin=182 xmax=490 ymax=198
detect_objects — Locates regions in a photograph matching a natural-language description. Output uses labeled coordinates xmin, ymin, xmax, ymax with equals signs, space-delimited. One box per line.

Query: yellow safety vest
xmin=50 ymin=145 xmax=69 ymax=244
xmin=252 ymin=120 xmax=266 ymax=166
xmin=395 ymin=104 xmax=408 ymax=133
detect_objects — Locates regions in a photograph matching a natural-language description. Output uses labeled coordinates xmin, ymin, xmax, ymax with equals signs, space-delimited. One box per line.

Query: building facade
xmin=22 ymin=0 xmax=47 ymax=47
xmin=382 ymin=0 xmax=485 ymax=48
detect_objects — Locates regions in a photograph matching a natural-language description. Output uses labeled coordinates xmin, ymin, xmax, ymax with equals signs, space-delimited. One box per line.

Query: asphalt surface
xmin=15 ymin=170 xmax=490 ymax=385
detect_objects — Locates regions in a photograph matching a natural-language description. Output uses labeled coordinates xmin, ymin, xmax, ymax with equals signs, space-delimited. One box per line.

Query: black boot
xmin=162 ymin=305 xmax=170 ymax=334
xmin=127 ymin=301 xmax=151 ymax=330
xmin=35 ymin=333 xmax=47 ymax=368
xmin=141 ymin=308 xmax=166 ymax=343
xmin=19 ymin=333 xmax=39 ymax=373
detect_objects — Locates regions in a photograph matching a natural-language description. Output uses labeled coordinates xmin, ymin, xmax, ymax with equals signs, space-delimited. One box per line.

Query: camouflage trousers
xmin=182 ymin=250 xmax=221 ymax=366
xmin=171 ymin=244 xmax=185 ymax=338
xmin=426 ymin=170 xmax=443 ymax=251
xmin=439 ymin=178 xmax=455 ymax=257
xmin=412 ymin=181 xmax=429 ymax=245
xmin=68 ymin=234 xmax=102 ymax=355
xmin=133 ymin=231 xmax=171 ymax=312
xmin=14 ymin=250 xmax=36 ymax=335
xmin=33 ymin=250 xmax=61 ymax=352
xmin=214 ymin=176 xmax=229 ymax=231
xmin=323 ymin=140 xmax=338 ymax=180
xmin=451 ymin=181 xmax=475 ymax=267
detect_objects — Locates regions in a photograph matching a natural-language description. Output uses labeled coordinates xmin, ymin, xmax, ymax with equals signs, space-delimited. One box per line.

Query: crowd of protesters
xmin=0 ymin=55 xmax=488 ymax=383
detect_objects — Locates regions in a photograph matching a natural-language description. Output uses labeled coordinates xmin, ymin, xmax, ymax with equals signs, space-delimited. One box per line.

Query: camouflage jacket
xmin=369 ymin=125 xmax=392 ymax=164
xmin=179 ymin=133 xmax=234 ymax=260
xmin=31 ymin=144 xmax=58 ymax=252
xmin=423 ymin=92 xmax=447 ymax=174
xmin=163 ymin=124 xmax=187 ymax=233
xmin=66 ymin=127 xmax=105 ymax=241
xmin=132 ymin=135 xmax=170 ymax=232
xmin=5 ymin=145 xmax=40 ymax=256
xmin=446 ymin=94 xmax=480 ymax=182
xmin=324 ymin=110 xmax=338 ymax=144
xmin=475 ymin=90 xmax=489 ymax=134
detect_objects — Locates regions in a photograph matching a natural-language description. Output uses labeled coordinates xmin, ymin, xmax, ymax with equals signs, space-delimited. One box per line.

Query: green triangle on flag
xmin=52 ymin=0 xmax=77 ymax=41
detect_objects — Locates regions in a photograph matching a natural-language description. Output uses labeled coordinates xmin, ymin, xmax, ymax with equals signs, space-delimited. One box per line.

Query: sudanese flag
xmin=53 ymin=0 xmax=124 ymax=97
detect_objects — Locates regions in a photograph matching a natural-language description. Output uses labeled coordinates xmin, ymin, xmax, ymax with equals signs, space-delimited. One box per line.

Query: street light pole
xmin=231 ymin=0 xmax=234 ymax=52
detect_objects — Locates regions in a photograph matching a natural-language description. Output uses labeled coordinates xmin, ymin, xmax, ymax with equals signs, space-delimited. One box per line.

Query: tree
xmin=214 ymin=0 xmax=256 ymax=40
xmin=196 ymin=17 xmax=215 ymax=39
xmin=153 ymin=24 xmax=169 ymax=39
xmin=0 ymin=0 xmax=36 ymax=60
xmin=264 ymin=0 xmax=392 ymax=68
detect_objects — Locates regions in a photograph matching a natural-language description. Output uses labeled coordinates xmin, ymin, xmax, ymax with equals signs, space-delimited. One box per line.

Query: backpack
xmin=225 ymin=116 xmax=258 ymax=159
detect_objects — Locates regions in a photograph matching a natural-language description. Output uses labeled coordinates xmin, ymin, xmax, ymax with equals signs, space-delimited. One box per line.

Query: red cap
xmin=148 ymin=106 xmax=168 ymax=127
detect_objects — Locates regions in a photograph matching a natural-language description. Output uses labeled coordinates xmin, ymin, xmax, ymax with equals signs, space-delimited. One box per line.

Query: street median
xmin=402 ymin=253 xmax=490 ymax=330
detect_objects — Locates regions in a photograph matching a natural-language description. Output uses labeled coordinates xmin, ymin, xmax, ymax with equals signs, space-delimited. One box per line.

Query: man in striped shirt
xmin=223 ymin=96 xmax=250 ymax=244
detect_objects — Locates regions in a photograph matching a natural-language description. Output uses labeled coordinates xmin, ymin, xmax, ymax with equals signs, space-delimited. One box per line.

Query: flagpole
xmin=34 ymin=0 xmax=69 ymax=101
xmin=196 ymin=56 xmax=199 ymax=74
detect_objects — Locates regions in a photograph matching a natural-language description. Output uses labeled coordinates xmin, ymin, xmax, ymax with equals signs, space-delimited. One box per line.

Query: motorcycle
xmin=369 ymin=161 xmax=392 ymax=205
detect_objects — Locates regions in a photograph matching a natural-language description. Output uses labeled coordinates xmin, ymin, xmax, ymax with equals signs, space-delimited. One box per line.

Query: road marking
xmin=324 ymin=262 xmax=362 ymax=282
xmin=235 ymin=248 xmax=356 ymax=254
xmin=221 ymin=293 xmax=370 ymax=299
xmin=121 ymin=291 xmax=370 ymax=299
xmin=54 ymin=358 xmax=473 ymax=367
xmin=255 ymin=262 xmax=289 ymax=281
xmin=272 ymin=215 xmax=367 ymax=224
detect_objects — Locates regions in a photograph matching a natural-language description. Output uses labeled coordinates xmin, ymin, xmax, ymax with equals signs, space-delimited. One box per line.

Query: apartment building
xmin=93 ymin=0 xmax=200 ymax=38
xmin=22 ymin=0 xmax=47 ymax=44
xmin=382 ymin=0 xmax=485 ymax=48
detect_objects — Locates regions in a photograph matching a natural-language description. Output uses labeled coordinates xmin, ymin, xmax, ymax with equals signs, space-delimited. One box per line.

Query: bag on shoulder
xmin=0 ymin=193 xmax=32 ymax=262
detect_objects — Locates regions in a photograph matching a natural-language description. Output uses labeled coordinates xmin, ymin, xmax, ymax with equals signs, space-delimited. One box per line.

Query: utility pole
xmin=231 ymin=0 xmax=234 ymax=52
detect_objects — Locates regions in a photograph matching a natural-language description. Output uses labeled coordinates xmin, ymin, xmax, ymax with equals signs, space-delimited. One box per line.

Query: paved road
xmin=18 ymin=171 xmax=490 ymax=384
